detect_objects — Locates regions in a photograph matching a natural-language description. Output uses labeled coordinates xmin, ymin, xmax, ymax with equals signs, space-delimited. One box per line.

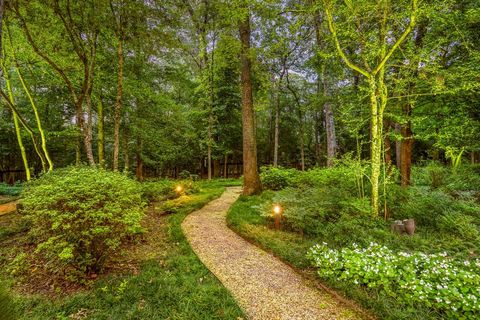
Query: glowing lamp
xmin=273 ymin=205 xmax=282 ymax=215
xmin=273 ymin=204 xmax=282 ymax=230
xmin=175 ymin=185 xmax=183 ymax=193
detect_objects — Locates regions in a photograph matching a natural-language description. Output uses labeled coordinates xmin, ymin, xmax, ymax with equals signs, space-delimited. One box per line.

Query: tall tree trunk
xmin=97 ymin=99 xmax=105 ymax=168
xmin=113 ymin=39 xmax=124 ymax=171
xmin=400 ymin=104 xmax=413 ymax=186
xmin=207 ymin=119 xmax=212 ymax=180
xmin=85 ymin=94 xmax=94 ymax=166
xmin=384 ymin=121 xmax=392 ymax=170
xmin=323 ymin=67 xmax=336 ymax=167
xmin=314 ymin=98 xmax=322 ymax=166
xmin=76 ymin=138 xmax=81 ymax=165
xmin=299 ymin=110 xmax=305 ymax=171
xmin=368 ymin=77 xmax=382 ymax=217
xmin=224 ymin=153 xmax=228 ymax=178
xmin=324 ymin=100 xmax=336 ymax=167
xmin=239 ymin=13 xmax=261 ymax=195
xmin=213 ymin=159 xmax=220 ymax=178
xmin=135 ymin=136 xmax=143 ymax=181
xmin=12 ymin=51 xmax=53 ymax=171
xmin=123 ymin=127 xmax=129 ymax=172
xmin=313 ymin=10 xmax=337 ymax=167
xmin=399 ymin=23 xmax=426 ymax=185
xmin=395 ymin=123 xmax=402 ymax=169
xmin=12 ymin=114 xmax=30 ymax=180
xmin=273 ymin=88 xmax=280 ymax=167
xmin=3 ymin=62 xmax=34 ymax=178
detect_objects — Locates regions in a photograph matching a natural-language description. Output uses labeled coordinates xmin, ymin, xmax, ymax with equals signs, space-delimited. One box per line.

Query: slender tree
xmin=239 ymin=7 xmax=261 ymax=195
xmin=323 ymin=0 xmax=418 ymax=216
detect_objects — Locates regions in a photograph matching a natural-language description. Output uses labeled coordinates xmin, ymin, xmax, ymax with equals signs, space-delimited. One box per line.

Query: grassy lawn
xmin=0 ymin=179 xmax=244 ymax=320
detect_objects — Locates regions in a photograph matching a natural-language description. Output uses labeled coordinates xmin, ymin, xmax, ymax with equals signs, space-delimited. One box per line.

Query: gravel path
xmin=182 ymin=187 xmax=364 ymax=320
xmin=0 ymin=201 xmax=17 ymax=216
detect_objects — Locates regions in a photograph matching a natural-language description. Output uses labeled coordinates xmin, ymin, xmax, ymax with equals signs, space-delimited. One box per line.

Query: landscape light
xmin=273 ymin=205 xmax=281 ymax=215
xmin=175 ymin=185 xmax=183 ymax=192
xmin=273 ymin=205 xmax=282 ymax=230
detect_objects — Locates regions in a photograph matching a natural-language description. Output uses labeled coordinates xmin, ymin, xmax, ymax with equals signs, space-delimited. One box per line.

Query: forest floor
xmin=182 ymin=187 xmax=365 ymax=320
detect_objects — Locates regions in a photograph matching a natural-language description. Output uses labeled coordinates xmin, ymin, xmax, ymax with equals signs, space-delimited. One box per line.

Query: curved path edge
xmin=182 ymin=187 xmax=365 ymax=320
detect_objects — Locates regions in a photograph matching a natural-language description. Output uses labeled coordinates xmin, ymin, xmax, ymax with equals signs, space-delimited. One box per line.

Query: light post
xmin=273 ymin=204 xmax=282 ymax=230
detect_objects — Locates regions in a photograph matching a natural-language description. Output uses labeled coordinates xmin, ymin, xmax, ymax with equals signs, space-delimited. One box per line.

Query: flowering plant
xmin=308 ymin=242 xmax=480 ymax=318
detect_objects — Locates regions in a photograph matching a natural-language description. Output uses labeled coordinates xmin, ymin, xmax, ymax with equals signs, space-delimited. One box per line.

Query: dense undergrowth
xmin=229 ymin=162 xmax=480 ymax=319
xmin=0 ymin=174 xmax=243 ymax=319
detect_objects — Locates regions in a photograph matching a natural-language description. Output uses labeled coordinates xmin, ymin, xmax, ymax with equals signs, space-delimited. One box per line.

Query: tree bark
xmin=224 ymin=153 xmax=228 ymax=178
xmin=135 ymin=136 xmax=143 ymax=181
xmin=400 ymin=104 xmax=413 ymax=186
xmin=123 ymin=127 xmax=129 ymax=172
xmin=273 ymin=86 xmax=280 ymax=167
xmin=239 ymin=13 xmax=261 ymax=195
xmin=324 ymin=99 xmax=336 ymax=167
xmin=213 ymin=159 xmax=220 ymax=178
xmin=113 ymin=38 xmax=124 ymax=171
xmin=299 ymin=110 xmax=305 ymax=171
xmin=395 ymin=123 xmax=402 ymax=169
xmin=313 ymin=10 xmax=336 ymax=167
xmin=384 ymin=121 xmax=392 ymax=170
xmin=97 ymin=99 xmax=105 ymax=168
xmin=368 ymin=77 xmax=382 ymax=217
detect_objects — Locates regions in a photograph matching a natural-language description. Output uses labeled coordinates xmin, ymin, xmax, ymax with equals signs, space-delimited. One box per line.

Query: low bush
xmin=259 ymin=166 xmax=297 ymax=190
xmin=308 ymin=242 xmax=480 ymax=319
xmin=413 ymin=163 xmax=480 ymax=192
xmin=141 ymin=179 xmax=175 ymax=202
xmin=141 ymin=179 xmax=200 ymax=203
xmin=0 ymin=182 xmax=22 ymax=196
xmin=258 ymin=186 xmax=370 ymax=236
xmin=21 ymin=167 xmax=144 ymax=279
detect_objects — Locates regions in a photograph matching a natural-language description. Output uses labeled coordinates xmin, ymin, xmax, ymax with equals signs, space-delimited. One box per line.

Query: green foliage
xmin=21 ymin=167 xmax=145 ymax=278
xmin=0 ymin=183 xmax=23 ymax=196
xmin=413 ymin=163 xmax=480 ymax=192
xmin=258 ymin=187 xmax=370 ymax=237
xmin=0 ymin=283 xmax=16 ymax=320
xmin=141 ymin=179 xmax=175 ymax=202
xmin=259 ymin=166 xmax=297 ymax=190
xmin=308 ymin=243 xmax=480 ymax=319
xmin=228 ymin=165 xmax=480 ymax=319
xmin=2 ymin=180 xmax=243 ymax=319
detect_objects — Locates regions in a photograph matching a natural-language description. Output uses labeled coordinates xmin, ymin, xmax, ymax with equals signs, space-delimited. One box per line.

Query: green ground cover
xmin=227 ymin=164 xmax=480 ymax=320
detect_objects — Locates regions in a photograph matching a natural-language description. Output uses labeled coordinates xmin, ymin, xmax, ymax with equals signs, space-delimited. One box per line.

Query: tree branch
xmin=323 ymin=0 xmax=370 ymax=78
xmin=372 ymin=0 xmax=418 ymax=75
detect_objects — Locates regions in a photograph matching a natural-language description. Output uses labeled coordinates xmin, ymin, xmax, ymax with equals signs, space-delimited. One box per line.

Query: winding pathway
xmin=182 ymin=187 xmax=364 ymax=320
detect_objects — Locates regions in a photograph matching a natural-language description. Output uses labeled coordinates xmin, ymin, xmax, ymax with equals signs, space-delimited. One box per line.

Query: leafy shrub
xmin=141 ymin=179 xmax=200 ymax=203
xmin=0 ymin=182 xmax=22 ymax=196
xmin=256 ymin=184 xmax=370 ymax=236
xmin=259 ymin=166 xmax=297 ymax=190
xmin=141 ymin=179 xmax=176 ymax=202
xmin=413 ymin=163 xmax=480 ymax=192
xmin=21 ymin=167 xmax=144 ymax=279
xmin=308 ymin=242 xmax=480 ymax=319
xmin=391 ymin=186 xmax=480 ymax=234
xmin=179 ymin=170 xmax=191 ymax=179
